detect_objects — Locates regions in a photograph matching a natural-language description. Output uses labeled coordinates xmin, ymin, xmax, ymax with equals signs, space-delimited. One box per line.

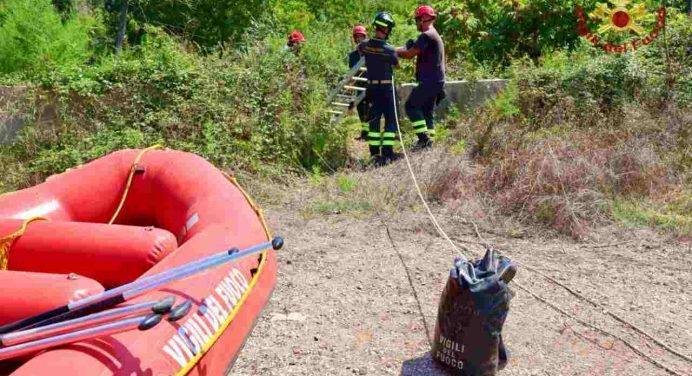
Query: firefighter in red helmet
xmin=348 ymin=25 xmax=370 ymax=140
xmin=397 ymin=5 xmax=446 ymax=150
xmin=287 ymin=30 xmax=306 ymax=50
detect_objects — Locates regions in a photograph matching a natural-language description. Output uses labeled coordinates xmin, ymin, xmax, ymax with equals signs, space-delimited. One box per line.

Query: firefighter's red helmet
xmin=415 ymin=5 xmax=436 ymax=19
xmin=288 ymin=30 xmax=306 ymax=44
xmin=352 ymin=25 xmax=367 ymax=37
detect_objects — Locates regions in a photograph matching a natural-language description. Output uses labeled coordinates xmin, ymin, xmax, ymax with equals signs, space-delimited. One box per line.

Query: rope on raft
xmin=0 ymin=217 xmax=46 ymax=270
xmin=108 ymin=145 xmax=164 ymax=225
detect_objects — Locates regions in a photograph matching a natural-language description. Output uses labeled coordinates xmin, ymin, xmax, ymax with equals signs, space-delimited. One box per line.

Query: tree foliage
xmin=433 ymin=0 xmax=688 ymax=65
xmin=0 ymin=0 xmax=93 ymax=76
xmin=100 ymin=0 xmax=268 ymax=51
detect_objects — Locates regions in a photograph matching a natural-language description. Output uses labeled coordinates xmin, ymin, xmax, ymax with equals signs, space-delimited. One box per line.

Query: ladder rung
xmin=337 ymin=94 xmax=355 ymax=99
xmin=359 ymin=67 xmax=367 ymax=71
xmin=332 ymin=102 xmax=350 ymax=107
xmin=343 ymin=85 xmax=366 ymax=91
xmin=352 ymin=77 xmax=367 ymax=82
xmin=328 ymin=110 xmax=344 ymax=114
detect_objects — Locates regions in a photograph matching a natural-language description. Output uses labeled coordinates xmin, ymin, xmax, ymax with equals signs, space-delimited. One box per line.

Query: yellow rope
xmin=223 ymin=172 xmax=272 ymax=238
xmin=108 ymin=145 xmax=163 ymax=224
xmin=0 ymin=146 xmax=162 ymax=267
xmin=0 ymin=217 xmax=46 ymax=270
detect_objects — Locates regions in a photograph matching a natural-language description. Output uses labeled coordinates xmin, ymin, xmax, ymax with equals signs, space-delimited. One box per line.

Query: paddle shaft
xmin=0 ymin=238 xmax=279 ymax=334
xmin=0 ymin=314 xmax=159 ymax=361
xmin=22 ymin=243 xmax=270 ymax=331
xmin=0 ymin=297 xmax=174 ymax=347
xmin=73 ymin=240 xmax=272 ymax=310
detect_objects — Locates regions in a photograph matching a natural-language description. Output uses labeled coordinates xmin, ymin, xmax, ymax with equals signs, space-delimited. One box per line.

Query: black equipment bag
xmin=432 ymin=249 xmax=516 ymax=375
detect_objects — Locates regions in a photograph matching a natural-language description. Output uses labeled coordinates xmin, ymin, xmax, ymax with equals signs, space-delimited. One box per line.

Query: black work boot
xmin=369 ymin=146 xmax=381 ymax=166
xmin=412 ymin=134 xmax=433 ymax=151
xmin=381 ymin=145 xmax=395 ymax=166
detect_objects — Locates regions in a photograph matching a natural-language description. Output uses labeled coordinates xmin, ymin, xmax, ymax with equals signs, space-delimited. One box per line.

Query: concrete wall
xmin=0 ymin=86 xmax=59 ymax=144
xmin=0 ymin=86 xmax=30 ymax=144
xmin=396 ymin=79 xmax=508 ymax=114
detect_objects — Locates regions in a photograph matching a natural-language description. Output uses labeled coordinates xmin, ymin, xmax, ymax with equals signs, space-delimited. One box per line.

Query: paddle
xmin=0 ymin=301 xmax=191 ymax=361
xmin=0 ymin=296 xmax=176 ymax=347
xmin=0 ymin=236 xmax=284 ymax=334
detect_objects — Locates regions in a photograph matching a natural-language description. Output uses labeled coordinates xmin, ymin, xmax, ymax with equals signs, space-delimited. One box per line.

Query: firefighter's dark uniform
xmin=357 ymin=38 xmax=399 ymax=161
xmin=405 ymin=26 xmax=446 ymax=146
xmin=348 ymin=49 xmax=369 ymax=138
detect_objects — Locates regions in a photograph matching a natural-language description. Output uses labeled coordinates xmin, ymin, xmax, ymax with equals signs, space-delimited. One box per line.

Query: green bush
xmin=633 ymin=10 xmax=692 ymax=108
xmin=0 ymin=28 xmax=350 ymax=190
xmin=508 ymin=33 xmax=690 ymax=131
xmin=0 ymin=0 xmax=95 ymax=77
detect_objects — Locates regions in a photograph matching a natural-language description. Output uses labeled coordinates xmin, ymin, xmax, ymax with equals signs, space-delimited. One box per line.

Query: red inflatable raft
xmin=0 ymin=148 xmax=277 ymax=375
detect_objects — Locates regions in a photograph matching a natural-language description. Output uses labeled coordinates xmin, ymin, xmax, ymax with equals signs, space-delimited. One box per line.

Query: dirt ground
xmin=232 ymin=174 xmax=691 ymax=376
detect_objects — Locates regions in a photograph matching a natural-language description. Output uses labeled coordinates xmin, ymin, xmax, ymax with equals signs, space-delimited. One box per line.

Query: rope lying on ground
xmin=521 ymin=263 xmax=692 ymax=364
xmin=473 ymin=211 xmax=689 ymax=364
xmin=474 ymin=217 xmax=689 ymax=371
xmin=382 ymin=221 xmax=433 ymax=348
xmin=512 ymin=281 xmax=684 ymax=376
xmin=471 ymin=208 xmax=689 ymax=371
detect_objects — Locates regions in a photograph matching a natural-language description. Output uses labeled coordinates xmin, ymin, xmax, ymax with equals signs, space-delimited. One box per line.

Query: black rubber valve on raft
xmin=227 ymin=236 xmax=283 ymax=256
xmin=152 ymin=296 xmax=176 ymax=314
xmin=167 ymin=300 xmax=193 ymax=322
xmin=271 ymin=236 xmax=284 ymax=250
xmin=138 ymin=313 xmax=163 ymax=331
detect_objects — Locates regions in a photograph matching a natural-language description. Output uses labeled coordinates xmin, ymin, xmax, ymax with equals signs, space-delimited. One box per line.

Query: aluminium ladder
xmin=326 ymin=58 xmax=368 ymax=124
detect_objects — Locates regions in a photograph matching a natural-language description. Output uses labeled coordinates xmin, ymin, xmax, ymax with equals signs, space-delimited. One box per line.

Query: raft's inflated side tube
xmin=0 ymin=271 xmax=104 ymax=325
xmin=0 ymin=149 xmax=278 ymax=376
xmin=0 ymin=220 xmax=178 ymax=288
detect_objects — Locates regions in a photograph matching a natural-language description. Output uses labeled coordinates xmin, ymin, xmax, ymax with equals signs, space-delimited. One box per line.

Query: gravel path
xmin=232 ymin=206 xmax=691 ymax=376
